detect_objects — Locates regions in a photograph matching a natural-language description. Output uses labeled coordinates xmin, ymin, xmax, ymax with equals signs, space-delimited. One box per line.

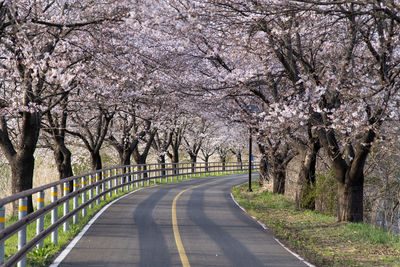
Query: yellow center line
xmin=172 ymin=180 xmax=221 ymax=267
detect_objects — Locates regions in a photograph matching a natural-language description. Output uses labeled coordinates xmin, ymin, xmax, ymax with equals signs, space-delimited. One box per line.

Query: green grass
xmin=346 ymin=223 xmax=400 ymax=247
xmin=5 ymin=169 xmax=248 ymax=266
xmin=232 ymin=181 xmax=400 ymax=267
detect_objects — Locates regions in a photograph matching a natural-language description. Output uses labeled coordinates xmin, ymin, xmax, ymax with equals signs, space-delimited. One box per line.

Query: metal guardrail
xmin=0 ymin=161 xmax=257 ymax=267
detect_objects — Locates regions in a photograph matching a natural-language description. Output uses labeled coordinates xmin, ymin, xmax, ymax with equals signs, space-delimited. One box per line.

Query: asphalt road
xmin=55 ymin=174 xmax=307 ymax=267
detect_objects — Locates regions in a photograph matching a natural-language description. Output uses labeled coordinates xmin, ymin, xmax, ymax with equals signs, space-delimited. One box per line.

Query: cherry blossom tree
xmin=200 ymin=139 xmax=217 ymax=171
xmin=0 ymin=0 xmax=127 ymax=212
xmin=136 ymin=0 xmax=400 ymax=222
xmin=182 ymin=117 xmax=211 ymax=172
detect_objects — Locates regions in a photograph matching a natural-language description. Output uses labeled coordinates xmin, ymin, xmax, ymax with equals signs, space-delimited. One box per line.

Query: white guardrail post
xmin=114 ymin=169 xmax=119 ymax=195
xmin=102 ymin=171 xmax=106 ymax=201
xmin=134 ymin=167 xmax=138 ymax=187
xmin=73 ymin=179 xmax=79 ymax=225
xmin=159 ymin=165 xmax=162 ymax=183
xmin=165 ymin=165 xmax=169 ymax=183
xmin=130 ymin=166 xmax=134 ymax=190
xmin=122 ymin=168 xmax=127 ymax=192
xmin=63 ymin=182 xmax=69 ymax=232
xmin=82 ymin=176 xmax=87 ymax=218
xmin=120 ymin=168 xmax=125 ymax=193
xmin=141 ymin=166 xmax=145 ymax=187
xmin=147 ymin=166 xmax=151 ymax=186
xmin=96 ymin=172 xmax=101 ymax=205
xmin=51 ymin=186 xmax=58 ymax=244
xmin=108 ymin=169 xmax=113 ymax=198
xmin=36 ymin=191 xmax=45 ymax=248
xmin=89 ymin=174 xmax=94 ymax=209
xmin=18 ymin=197 xmax=27 ymax=267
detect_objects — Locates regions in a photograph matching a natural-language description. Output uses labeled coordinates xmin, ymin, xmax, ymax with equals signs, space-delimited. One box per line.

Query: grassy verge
xmin=232 ymin=181 xmax=400 ymax=267
xmin=5 ymin=169 xmax=247 ymax=266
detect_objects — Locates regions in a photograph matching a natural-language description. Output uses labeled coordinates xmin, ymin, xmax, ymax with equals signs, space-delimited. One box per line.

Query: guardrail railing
xmin=0 ymin=161 xmax=258 ymax=267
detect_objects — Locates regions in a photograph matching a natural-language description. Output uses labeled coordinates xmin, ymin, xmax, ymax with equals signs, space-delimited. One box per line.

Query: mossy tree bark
xmin=318 ymin=127 xmax=376 ymax=222
xmin=297 ymin=136 xmax=320 ymax=210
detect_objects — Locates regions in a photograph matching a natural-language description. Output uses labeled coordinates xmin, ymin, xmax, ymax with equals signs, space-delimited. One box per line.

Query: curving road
xmin=53 ymin=174 xmax=308 ymax=267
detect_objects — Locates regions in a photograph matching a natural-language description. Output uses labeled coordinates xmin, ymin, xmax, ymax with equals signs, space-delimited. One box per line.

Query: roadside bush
xmin=315 ymin=170 xmax=337 ymax=216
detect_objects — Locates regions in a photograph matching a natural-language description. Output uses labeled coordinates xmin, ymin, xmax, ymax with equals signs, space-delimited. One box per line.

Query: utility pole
xmin=248 ymin=128 xmax=252 ymax=192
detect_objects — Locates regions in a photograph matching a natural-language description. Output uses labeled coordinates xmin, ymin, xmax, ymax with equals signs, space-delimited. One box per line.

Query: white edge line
xmin=230 ymin=192 xmax=267 ymax=230
xmin=273 ymin=238 xmax=315 ymax=267
xmin=229 ymin=192 xmax=315 ymax=267
xmin=49 ymin=188 xmax=144 ymax=267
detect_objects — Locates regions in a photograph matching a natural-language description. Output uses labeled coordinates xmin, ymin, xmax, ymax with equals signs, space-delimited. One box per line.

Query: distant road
xmin=54 ymin=174 xmax=307 ymax=267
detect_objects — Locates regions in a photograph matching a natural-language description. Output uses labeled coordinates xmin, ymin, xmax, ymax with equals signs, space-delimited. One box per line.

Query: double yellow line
xmin=171 ymin=180 xmax=220 ymax=267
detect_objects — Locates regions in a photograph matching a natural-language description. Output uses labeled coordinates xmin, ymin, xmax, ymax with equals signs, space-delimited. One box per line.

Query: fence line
xmin=0 ymin=161 xmax=258 ymax=267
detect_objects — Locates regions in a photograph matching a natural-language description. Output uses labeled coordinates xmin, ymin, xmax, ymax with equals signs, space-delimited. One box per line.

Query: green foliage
xmin=71 ymin=152 xmax=91 ymax=175
xmin=299 ymin=181 xmax=316 ymax=209
xmin=100 ymin=152 xmax=118 ymax=169
xmin=27 ymin=244 xmax=58 ymax=267
xmin=315 ymin=170 xmax=337 ymax=216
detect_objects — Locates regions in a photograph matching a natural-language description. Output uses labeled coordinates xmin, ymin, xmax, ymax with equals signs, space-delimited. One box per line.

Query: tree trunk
xmin=135 ymin=156 xmax=148 ymax=179
xmin=1 ymin=110 xmax=41 ymax=215
xmin=90 ymin=151 xmax=102 ymax=171
xmin=297 ymin=142 xmax=320 ymax=210
xmin=204 ymin=155 xmax=209 ymax=172
xmin=336 ymin=170 xmax=364 ymax=222
xmin=10 ymin=152 xmax=35 ymax=214
xmin=236 ymin=153 xmax=242 ymax=164
xmin=53 ymin=145 xmax=73 ymax=179
xmin=171 ymin=147 xmax=179 ymax=163
xmin=53 ymin=142 xmax=74 ymax=193
xmin=220 ymin=157 xmax=226 ymax=171
xmin=318 ymin=128 xmax=375 ymax=222
xmin=119 ymin=149 xmax=132 ymax=166
xmin=272 ymin=167 xmax=285 ymax=194
xmin=171 ymin=148 xmax=179 ymax=175
xmin=190 ymin=154 xmax=196 ymax=173
xmin=258 ymin=154 xmax=269 ymax=187
xmin=158 ymin=155 xmax=166 ymax=177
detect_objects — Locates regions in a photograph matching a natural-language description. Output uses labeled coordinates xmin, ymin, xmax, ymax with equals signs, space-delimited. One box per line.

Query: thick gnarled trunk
xmin=272 ymin=167 xmax=285 ymax=194
xmin=10 ymin=152 xmax=35 ymax=213
xmin=337 ymin=177 xmax=364 ymax=222
xmin=297 ymin=141 xmax=320 ymax=210
xmin=257 ymin=144 xmax=269 ymax=187
xmin=258 ymin=154 xmax=269 ymax=187
xmin=119 ymin=149 xmax=132 ymax=166
xmin=0 ymin=110 xmax=41 ymax=215
xmin=133 ymin=130 xmax=156 ymax=179
xmin=203 ymin=155 xmax=210 ymax=172
xmin=318 ymin=127 xmax=375 ymax=222
xmin=220 ymin=156 xmax=226 ymax=171
xmin=53 ymin=145 xmax=73 ymax=180
xmin=158 ymin=155 xmax=166 ymax=177
xmin=53 ymin=143 xmax=74 ymax=193
xmin=90 ymin=151 xmax=102 ymax=171
xmin=169 ymin=147 xmax=179 ymax=175
xmin=189 ymin=154 xmax=196 ymax=173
